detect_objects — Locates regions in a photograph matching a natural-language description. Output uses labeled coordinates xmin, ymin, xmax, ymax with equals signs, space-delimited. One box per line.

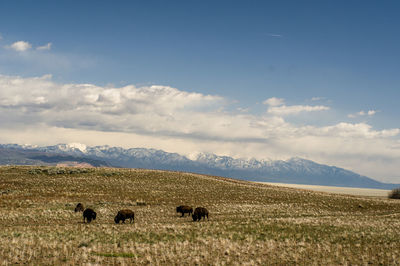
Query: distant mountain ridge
xmin=0 ymin=143 xmax=398 ymax=189
xmin=0 ymin=144 xmax=109 ymax=167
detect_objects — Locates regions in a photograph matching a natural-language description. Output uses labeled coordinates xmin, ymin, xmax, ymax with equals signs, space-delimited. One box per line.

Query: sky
xmin=0 ymin=1 xmax=399 ymax=182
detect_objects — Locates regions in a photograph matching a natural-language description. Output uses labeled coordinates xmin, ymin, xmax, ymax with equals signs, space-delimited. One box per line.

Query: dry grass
xmin=1 ymin=166 xmax=400 ymax=265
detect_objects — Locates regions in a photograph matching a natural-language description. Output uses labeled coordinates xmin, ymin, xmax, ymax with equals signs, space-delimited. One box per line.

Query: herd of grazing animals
xmin=74 ymin=203 xmax=209 ymax=223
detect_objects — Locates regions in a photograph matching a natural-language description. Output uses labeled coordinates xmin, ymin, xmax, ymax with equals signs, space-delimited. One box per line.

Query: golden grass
xmin=0 ymin=166 xmax=400 ymax=265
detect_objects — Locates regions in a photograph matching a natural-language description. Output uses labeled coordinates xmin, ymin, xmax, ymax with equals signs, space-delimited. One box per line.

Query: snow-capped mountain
xmin=0 ymin=143 xmax=398 ymax=189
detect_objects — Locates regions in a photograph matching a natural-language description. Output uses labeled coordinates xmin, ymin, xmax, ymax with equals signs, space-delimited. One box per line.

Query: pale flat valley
xmin=258 ymin=182 xmax=391 ymax=197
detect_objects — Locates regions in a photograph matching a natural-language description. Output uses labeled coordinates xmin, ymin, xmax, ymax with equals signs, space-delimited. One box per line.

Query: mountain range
xmin=0 ymin=143 xmax=398 ymax=189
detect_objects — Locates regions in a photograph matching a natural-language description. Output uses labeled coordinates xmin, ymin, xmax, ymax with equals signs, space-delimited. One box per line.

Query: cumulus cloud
xmin=0 ymin=74 xmax=224 ymax=135
xmin=0 ymin=74 xmax=399 ymax=182
xmin=9 ymin=41 xmax=32 ymax=52
xmin=36 ymin=42 xmax=52 ymax=51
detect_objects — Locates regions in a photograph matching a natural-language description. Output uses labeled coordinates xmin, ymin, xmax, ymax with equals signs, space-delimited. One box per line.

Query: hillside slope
xmin=0 ymin=166 xmax=399 ymax=264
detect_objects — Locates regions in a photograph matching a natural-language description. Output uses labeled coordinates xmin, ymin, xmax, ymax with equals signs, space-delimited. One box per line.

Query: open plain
xmin=258 ymin=182 xmax=392 ymax=197
xmin=0 ymin=166 xmax=400 ymax=265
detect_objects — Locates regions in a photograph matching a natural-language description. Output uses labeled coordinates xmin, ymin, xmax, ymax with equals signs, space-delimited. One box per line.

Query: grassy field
xmin=0 ymin=166 xmax=400 ymax=265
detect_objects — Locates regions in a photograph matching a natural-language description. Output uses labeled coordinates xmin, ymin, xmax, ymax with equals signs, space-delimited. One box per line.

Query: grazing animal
xmin=192 ymin=207 xmax=209 ymax=222
xmin=74 ymin=203 xmax=84 ymax=212
xmin=176 ymin=205 xmax=193 ymax=217
xmin=114 ymin=209 xmax=135 ymax=224
xmin=83 ymin=208 xmax=97 ymax=223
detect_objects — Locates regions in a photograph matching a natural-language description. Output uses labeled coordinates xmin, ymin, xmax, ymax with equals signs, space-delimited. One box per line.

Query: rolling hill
xmin=0 ymin=166 xmax=399 ymax=264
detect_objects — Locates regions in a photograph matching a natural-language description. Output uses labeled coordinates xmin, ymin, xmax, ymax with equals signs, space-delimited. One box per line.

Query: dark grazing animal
xmin=176 ymin=205 xmax=193 ymax=217
xmin=114 ymin=209 xmax=135 ymax=224
xmin=192 ymin=207 xmax=209 ymax=222
xmin=83 ymin=208 xmax=97 ymax=223
xmin=74 ymin=203 xmax=84 ymax=212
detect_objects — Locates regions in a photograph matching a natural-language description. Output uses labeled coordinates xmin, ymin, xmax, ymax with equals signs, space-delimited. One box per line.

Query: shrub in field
xmin=28 ymin=168 xmax=43 ymax=175
xmin=67 ymin=169 xmax=90 ymax=174
xmin=136 ymin=199 xmax=146 ymax=206
xmin=102 ymin=171 xmax=120 ymax=177
xmin=388 ymin=188 xmax=400 ymax=199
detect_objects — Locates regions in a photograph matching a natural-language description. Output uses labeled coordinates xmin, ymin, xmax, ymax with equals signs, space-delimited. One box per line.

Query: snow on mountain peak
xmin=186 ymin=151 xmax=201 ymax=161
xmin=66 ymin=143 xmax=87 ymax=153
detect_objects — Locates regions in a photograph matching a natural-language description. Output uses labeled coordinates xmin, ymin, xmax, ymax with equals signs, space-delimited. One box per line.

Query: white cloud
xmin=0 ymin=45 xmax=97 ymax=77
xmin=348 ymin=109 xmax=377 ymax=118
xmin=311 ymin=97 xmax=324 ymax=101
xmin=9 ymin=41 xmax=32 ymax=52
xmin=0 ymin=74 xmax=399 ymax=182
xmin=37 ymin=42 xmax=52 ymax=51
xmin=4 ymin=38 xmax=52 ymax=51
xmin=317 ymin=122 xmax=399 ymax=138
xmin=263 ymin=97 xmax=284 ymax=106
xmin=264 ymin=97 xmax=329 ymax=116
xmin=267 ymin=104 xmax=330 ymax=116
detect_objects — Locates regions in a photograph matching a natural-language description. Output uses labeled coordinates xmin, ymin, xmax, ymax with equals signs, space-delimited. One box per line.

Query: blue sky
xmin=0 ymin=1 xmax=399 ymax=182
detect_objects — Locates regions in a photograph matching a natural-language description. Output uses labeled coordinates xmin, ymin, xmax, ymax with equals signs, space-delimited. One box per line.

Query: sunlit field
xmin=1 ymin=166 xmax=400 ymax=265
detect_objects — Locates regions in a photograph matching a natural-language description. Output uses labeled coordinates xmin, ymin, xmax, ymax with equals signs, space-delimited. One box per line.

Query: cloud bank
xmin=0 ymin=74 xmax=399 ymax=182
